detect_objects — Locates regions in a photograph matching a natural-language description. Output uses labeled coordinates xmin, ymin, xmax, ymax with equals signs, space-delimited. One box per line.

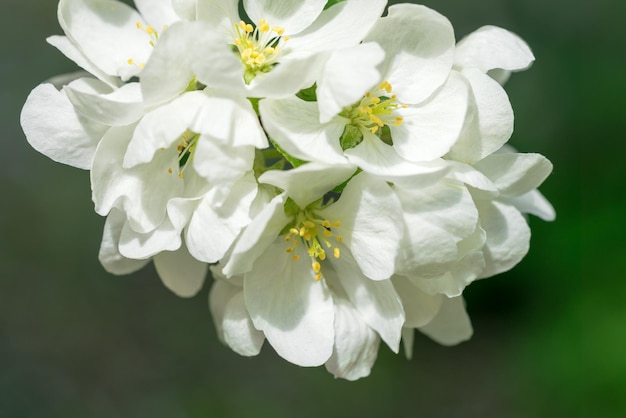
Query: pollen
xmin=136 ymin=20 xmax=162 ymax=48
xmin=233 ymin=18 xmax=289 ymax=84
xmin=341 ymin=81 xmax=407 ymax=141
xmin=285 ymin=214 xmax=343 ymax=282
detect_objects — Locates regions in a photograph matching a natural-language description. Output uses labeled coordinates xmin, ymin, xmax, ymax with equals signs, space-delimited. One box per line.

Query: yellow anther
xmin=323 ymin=229 xmax=333 ymax=237
xmin=299 ymin=227 xmax=307 ymax=237
xmin=337 ymin=236 xmax=343 ymax=243
xmin=333 ymin=247 xmax=340 ymax=259
xmin=146 ymin=25 xmax=154 ymax=34
xmin=322 ymin=220 xmax=331 ymax=228
xmin=290 ymin=228 xmax=299 ymax=235
xmin=286 ymin=247 xmax=293 ymax=253
xmin=303 ymin=221 xmax=316 ymax=228
xmin=285 ymin=235 xmax=291 ymax=242
xmin=315 ymin=273 xmax=323 ymax=281
xmin=167 ymin=168 xmax=173 ymax=174
xmin=293 ymin=255 xmax=300 ymax=261
xmin=234 ymin=38 xmax=242 ymax=46
xmin=312 ymin=261 xmax=321 ymax=273
xmin=127 ymin=58 xmax=134 ymax=65
xmin=370 ymin=97 xmax=381 ymax=105
xmin=319 ymin=251 xmax=326 ymax=261
xmin=139 ymin=63 xmax=145 ymax=69
xmin=259 ymin=20 xmax=270 ymax=32
xmin=394 ymin=117 xmax=404 ymax=126
xmin=178 ymin=172 xmax=184 ymax=179
xmin=332 ymin=221 xmax=341 ymax=227
xmin=380 ymin=81 xmax=392 ymax=92
xmin=371 ymin=126 xmax=379 ymax=134
xmin=370 ymin=114 xmax=384 ymax=126
xmin=136 ymin=22 xmax=142 ymax=29
xmin=283 ymin=35 xmax=290 ymax=41
xmin=273 ymin=26 xmax=285 ymax=35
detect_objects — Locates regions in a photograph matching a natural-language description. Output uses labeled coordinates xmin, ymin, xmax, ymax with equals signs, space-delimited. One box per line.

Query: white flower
xmin=260 ymin=4 xmax=471 ymax=177
xmin=139 ymin=0 xmax=387 ymax=106
xmin=220 ymin=164 xmax=405 ymax=367
xmin=92 ymin=89 xmax=265 ymax=266
xmin=52 ymin=0 xmax=187 ymax=84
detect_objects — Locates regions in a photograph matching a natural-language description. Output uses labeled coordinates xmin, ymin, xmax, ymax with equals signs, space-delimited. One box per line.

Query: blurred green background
xmin=1 ymin=0 xmax=625 ymax=417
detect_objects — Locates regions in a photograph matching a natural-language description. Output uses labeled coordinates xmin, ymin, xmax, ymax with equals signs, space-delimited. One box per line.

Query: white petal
xmin=258 ymin=162 xmax=356 ymax=208
xmin=209 ymin=276 xmax=242 ymax=343
xmin=401 ymin=327 xmax=414 ymax=360
xmin=47 ymin=35 xmax=119 ymax=87
xmin=64 ymin=78 xmax=144 ymax=126
xmin=418 ymin=296 xmax=473 ymax=346
xmin=188 ymin=93 xmax=267 ymax=148
xmin=506 ymin=189 xmax=556 ymax=221
xmin=448 ymin=161 xmax=499 ymax=195
xmin=455 ymin=25 xmax=535 ymax=74
xmin=243 ymin=0 xmax=326 ymax=35
xmin=58 ymin=0 xmax=152 ymax=79
xmin=186 ymin=173 xmax=258 ymax=263
xmin=98 ymin=209 xmax=150 ymax=275
xmin=391 ymin=71 xmax=469 ymax=162
xmin=21 ymin=83 xmax=107 ymax=170
xmin=153 ymin=244 xmax=208 ymax=297
xmin=222 ymin=193 xmax=290 ymax=277
xmin=325 ymin=298 xmax=380 ymax=381
xmin=134 ymin=0 xmax=180 ymax=29
xmin=409 ymin=250 xmax=485 ymax=298
xmin=259 ymin=96 xmax=347 ymax=164
xmin=244 ymin=242 xmax=334 ymax=366
xmin=193 ymin=138 xmax=255 ymax=186
xmin=91 ymin=124 xmax=184 ymax=233
xmin=317 ymin=42 xmax=384 ymax=123
xmin=329 ymin=253 xmax=404 ymax=352
xmin=394 ymin=179 xmax=478 ymax=274
xmin=222 ymin=292 xmax=265 ymax=357
xmin=173 ymin=0 xmax=198 ymax=21
xmin=345 ymin=131 xmax=449 ymax=178
xmin=246 ymin=54 xmax=326 ymax=98
xmin=447 ymin=68 xmax=514 ymax=163
xmin=365 ymin=4 xmax=455 ymax=104
xmin=288 ymin=0 xmax=386 ymax=56
xmin=474 ymin=153 xmax=553 ymax=197
xmin=123 ymin=92 xmax=203 ymax=168
xmin=392 ymin=277 xmax=443 ymax=328
xmin=196 ymin=0 xmax=239 ymax=28
xmin=140 ymin=21 xmax=243 ymax=106
xmin=476 ymin=200 xmax=530 ymax=278
xmin=320 ymin=173 xmax=403 ymax=281
xmin=118 ymin=216 xmax=181 ymax=259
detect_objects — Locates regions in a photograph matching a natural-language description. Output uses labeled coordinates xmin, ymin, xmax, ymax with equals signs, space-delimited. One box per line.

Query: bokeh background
xmin=1 ymin=0 xmax=625 ymax=417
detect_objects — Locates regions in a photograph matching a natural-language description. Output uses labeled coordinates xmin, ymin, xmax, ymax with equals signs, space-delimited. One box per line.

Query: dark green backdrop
xmin=2 ymin=0 xmax=625 ymax=417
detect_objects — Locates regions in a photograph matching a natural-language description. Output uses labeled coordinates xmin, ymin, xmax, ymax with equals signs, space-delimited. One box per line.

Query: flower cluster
xmin=21 ymin=0 xmax=554 ymax=380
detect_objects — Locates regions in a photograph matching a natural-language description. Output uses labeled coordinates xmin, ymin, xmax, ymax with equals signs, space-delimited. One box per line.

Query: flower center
xmin=284 ymin=215 xmax=342 ymax=281
xmin=339 ymin=81 xmax=407 ymax=149
xmin=233 ymin=19 xmax=290 ymax=84
xmin=167 ymin=131 xmax=199 ymax=179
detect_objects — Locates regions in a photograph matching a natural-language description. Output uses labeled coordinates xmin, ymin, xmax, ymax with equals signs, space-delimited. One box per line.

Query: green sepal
xmin=324 ymin=0 xmax=346 ymax=10
xmin=296 ymin=84 xmax=318 ymax=102
xmin=269 ymin=138 xmax=307 ymax=168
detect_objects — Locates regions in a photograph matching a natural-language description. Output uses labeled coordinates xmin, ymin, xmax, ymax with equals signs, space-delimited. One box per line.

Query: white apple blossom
xmin=21 ymin=0 xmax=555 ymax=380
xmin=220 ymin=164 xmax=405 ymax=367
xmin=260 ymin=4 xmax=469 ymax=176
